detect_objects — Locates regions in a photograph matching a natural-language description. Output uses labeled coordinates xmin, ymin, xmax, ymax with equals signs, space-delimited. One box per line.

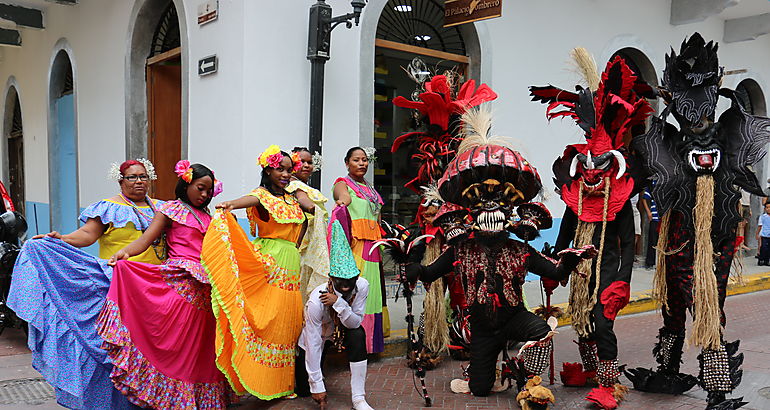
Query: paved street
xmin=3 ymin=289 xmax=770 ymax=409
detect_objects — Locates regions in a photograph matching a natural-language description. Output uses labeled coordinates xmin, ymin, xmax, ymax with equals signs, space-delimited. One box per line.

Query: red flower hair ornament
xmin=174 ymin=160 xmax=194 ymax=183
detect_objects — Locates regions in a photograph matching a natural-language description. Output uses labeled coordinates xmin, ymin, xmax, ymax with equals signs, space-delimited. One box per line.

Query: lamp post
xmin=307 ymin=0 xmax=366 ymax=187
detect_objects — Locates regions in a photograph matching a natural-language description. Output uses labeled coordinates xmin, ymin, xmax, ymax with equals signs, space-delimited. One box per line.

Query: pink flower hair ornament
xmin=257 ymin=145 xmax=285 ymax=169
xmin=174 ymin=160 xmax=194 ymax=183
xmin=212 ymin=179 xmax=224 ymax=197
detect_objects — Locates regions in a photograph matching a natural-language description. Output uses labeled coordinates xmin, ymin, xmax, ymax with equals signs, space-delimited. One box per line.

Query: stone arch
xmin=48 ymin=41 xmax=79 ymax=233
xmin=2 ymin=79 xmax=24 ymax=212
xmin=125 ymin=0 xmax=189 ymax=160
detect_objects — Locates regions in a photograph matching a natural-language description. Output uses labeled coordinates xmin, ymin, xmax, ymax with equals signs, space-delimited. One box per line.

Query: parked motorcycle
xmin=0 ymin=181 xmax=27 ymax=335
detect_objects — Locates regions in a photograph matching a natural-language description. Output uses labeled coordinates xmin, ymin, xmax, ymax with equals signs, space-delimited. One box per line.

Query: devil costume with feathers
xmin=624 ymin=33 xmax=770 ymax=410
xmin=405 ymin=107 xmax=597 ymax=409
xmin=390 ymin=67 xmax=497 ymax=368
xmin=529 ymin=50 xmax=654 ymax=409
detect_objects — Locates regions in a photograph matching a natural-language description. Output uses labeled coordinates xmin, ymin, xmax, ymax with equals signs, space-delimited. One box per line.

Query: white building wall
xmin=0 ymin=0 xmax=769 ymax=231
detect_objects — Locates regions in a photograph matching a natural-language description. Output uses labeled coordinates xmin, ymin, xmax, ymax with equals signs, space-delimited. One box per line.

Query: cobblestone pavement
xmin=2 ymin=290 xmax=769 ymax=409
xmin=241 ymin=290 xmax=770 ymax=409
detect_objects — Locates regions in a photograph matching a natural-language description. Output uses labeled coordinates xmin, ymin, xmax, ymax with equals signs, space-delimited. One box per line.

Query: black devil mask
xmin=663 ymin=32 xmax=722 ymax=133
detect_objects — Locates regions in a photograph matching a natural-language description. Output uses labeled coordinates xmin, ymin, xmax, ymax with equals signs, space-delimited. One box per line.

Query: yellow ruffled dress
xmin=202 ymin=188 xmax=305 ymax=399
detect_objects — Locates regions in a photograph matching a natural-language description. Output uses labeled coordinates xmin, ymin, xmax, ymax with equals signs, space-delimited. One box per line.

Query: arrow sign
xmin=198 ymin=55 xmax=217 ymax=76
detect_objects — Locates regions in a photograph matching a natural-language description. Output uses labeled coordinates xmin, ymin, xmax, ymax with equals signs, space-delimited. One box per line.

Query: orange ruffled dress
xmin=202 ymin=188 xmax=306 ymax=399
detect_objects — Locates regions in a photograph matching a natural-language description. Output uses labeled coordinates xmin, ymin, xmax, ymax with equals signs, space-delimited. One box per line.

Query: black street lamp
xmin=307 ymin=0 xmax=367 ymax=187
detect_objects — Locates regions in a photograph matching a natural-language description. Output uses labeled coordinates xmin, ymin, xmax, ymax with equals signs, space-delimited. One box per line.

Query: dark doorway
xmin=145 ymin=2 xmax=181 ymax=200
xmin=3 ymin=86 xmax=24 ymax=214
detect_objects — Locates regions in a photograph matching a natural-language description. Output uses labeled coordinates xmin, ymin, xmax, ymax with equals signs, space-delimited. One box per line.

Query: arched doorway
xmin=610 ymin=47 xmax=659 ymax=113
xmin=735 ymin=78 xmax=767 ymax=116
xmin=49 ymin=50 xmax=78 ymax=234
xmin=146 ymin=2 xmax=182 ymax=200
xmin=127 ymin=0 xmax=184 ymax=200
xmin=374 ymin=0 xmax=476 ymax=226
xmin=609 ymin=48 xmax=658 ymax=258
xmin=735 ymin=78 xmax=767 ymax=251
xmin=3 ymin=85 xmax=24 ymax=214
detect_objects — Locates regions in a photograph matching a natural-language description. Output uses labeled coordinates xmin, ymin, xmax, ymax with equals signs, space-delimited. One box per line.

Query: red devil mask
xmin=531 ymin=56 xmax=653 ymax=222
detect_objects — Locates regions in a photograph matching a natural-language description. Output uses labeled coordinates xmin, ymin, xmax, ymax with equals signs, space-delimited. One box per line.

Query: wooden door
xmin=8 ymin=132 xmax=24 ymax=214
xmin=146 ymin=58 xmax=182 ymax=200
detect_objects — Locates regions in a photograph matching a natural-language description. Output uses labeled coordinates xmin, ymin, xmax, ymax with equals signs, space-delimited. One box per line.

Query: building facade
xmin=0 ymin=0 xmax=769 ymax=248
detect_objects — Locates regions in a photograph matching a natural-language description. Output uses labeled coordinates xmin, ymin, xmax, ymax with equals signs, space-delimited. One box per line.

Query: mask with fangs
xmin=510 ymin=202 xmax=553 ymax=242
xmin=434 ymin=202 xmax=470 ymax=245
xmin=530 ymin=54 xmax=653 ymax=223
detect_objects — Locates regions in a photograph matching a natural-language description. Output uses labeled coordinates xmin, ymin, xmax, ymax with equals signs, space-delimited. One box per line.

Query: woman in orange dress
xmin=203 ymin=145 xmax=314 ymax=399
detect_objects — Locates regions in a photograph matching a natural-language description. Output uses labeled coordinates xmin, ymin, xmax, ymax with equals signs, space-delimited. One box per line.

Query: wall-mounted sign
xmin=198 ymin=55 xmax=217 ymax=76
xmin=444 ymin=0 xmax=502 ymax=27
xmin=197 ymin=0 xmax=218 ymax=25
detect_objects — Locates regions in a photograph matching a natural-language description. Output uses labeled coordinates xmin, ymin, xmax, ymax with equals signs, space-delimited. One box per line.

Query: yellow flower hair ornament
xmin=257 ymin=145 xmax=284 ymax=169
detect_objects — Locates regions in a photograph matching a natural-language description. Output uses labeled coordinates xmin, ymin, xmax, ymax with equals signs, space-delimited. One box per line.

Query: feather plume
xmin=420 ymin=184 xmax=443 ymax=203
xmin=457 ymin=106 xmax=515 ymax=154
xmin=570 ymin=47 xmax=600 ymax=91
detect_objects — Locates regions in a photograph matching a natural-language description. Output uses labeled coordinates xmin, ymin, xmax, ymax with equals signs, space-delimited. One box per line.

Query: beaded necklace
xmin=119 ymin=194 xmax=156 ymax=226
xmin=179 ymin=201 xmax=207 ymax=230
xmin=345 ymin=175 xmax=382 ymax=218
xmin=120 ymin=193 xmax=165 ymax=260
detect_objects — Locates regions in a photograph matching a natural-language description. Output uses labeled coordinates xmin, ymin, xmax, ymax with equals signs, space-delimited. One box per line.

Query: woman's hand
xmin=108 ymin=250 xmax=131 ymax=266
xmin=216 ymin=201 xmax=234 ymax=212
xmin=32 ymin=231 xmax=62 ymax=240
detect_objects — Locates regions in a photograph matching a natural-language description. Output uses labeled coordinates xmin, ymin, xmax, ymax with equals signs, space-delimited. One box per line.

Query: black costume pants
xmin=468 ymin=305 xmax=550 ymax=397
xmin=295 ymin=326 xmax=367 ymax=397
xmin=582 ymin=248 xmax=632 ymax=361
xmin=662 ymin=221 xmax=735 ymax=333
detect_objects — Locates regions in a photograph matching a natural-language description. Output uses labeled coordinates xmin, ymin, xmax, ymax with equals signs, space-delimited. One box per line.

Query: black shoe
xmin=624 ymin=367 xmax=697 ymax=395
xmin=706 ymin=392 xmax=748 ymax=409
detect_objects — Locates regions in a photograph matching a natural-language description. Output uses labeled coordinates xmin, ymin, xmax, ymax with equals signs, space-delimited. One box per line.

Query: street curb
xmin=376 ymin=270 xmax=770 ymax=360
xmin=553 ymin=269 xmax=770 ymax=328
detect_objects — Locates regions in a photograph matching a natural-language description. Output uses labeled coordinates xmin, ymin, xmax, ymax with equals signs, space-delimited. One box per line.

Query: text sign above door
xmin=444 ymin=0 xmax=502 ymax=27
xmin=198 ymin=55 xmax=218 ymax=76
xmin=197 ymin=0 xmax=218 ymax=25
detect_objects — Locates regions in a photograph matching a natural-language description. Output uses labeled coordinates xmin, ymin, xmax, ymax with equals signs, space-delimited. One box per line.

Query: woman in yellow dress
xmin=202 ymin=145 xmax=314 ymax=399
xmin=286 ymin=147 xmax=329 ymax=302
xmin=8 ymin=159 xmax=163 ymax=409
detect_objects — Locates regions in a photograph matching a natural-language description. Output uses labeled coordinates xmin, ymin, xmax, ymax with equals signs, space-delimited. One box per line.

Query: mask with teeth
xmin=463 ymin=179 xmax=519 ymax=235
xmin=632 ymin=32 xmax=770 ymax=242
xmin=532 ymin=55 xmax=652 ymax=223
xmin=511 ymin=202 xmax=553 ymax=241
xmin=437 ymin=107 xmax=543 ymax=238
xmin=676 ymin=124 xmax=723 ymax=174
xmin=434 ymin=202 xmax=470 ymax=245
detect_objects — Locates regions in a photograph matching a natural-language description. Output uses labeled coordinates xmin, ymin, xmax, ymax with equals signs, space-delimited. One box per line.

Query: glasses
xmin=122 ymin=175 xmax=150 ymax=182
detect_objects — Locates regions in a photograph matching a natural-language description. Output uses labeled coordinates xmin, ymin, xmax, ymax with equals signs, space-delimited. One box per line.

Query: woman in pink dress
xmin=97 ymin=161 xmax=231 ymax=409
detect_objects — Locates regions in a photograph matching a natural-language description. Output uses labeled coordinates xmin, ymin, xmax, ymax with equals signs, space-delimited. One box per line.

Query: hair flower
xmin=174 ymin=160 xmax=193 ymax=183
xmin=212 ymin=179 xmax=224 ymax=197
xmin=258 ymin=145 xmax=284 ymax=169
xmin=290 ymin=151 xmax=303 ymax=173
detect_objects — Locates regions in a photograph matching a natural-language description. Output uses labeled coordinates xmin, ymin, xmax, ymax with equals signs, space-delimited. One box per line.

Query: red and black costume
xmin=407 ymin=108 xmax=596 ymax=407
xmin=530 ymin=53 xmax=654 ymax=408
xmin=626 ymin=33 xmax=770 ymax=410
xmin=391 ymin=70 xmax=497 ymax=364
